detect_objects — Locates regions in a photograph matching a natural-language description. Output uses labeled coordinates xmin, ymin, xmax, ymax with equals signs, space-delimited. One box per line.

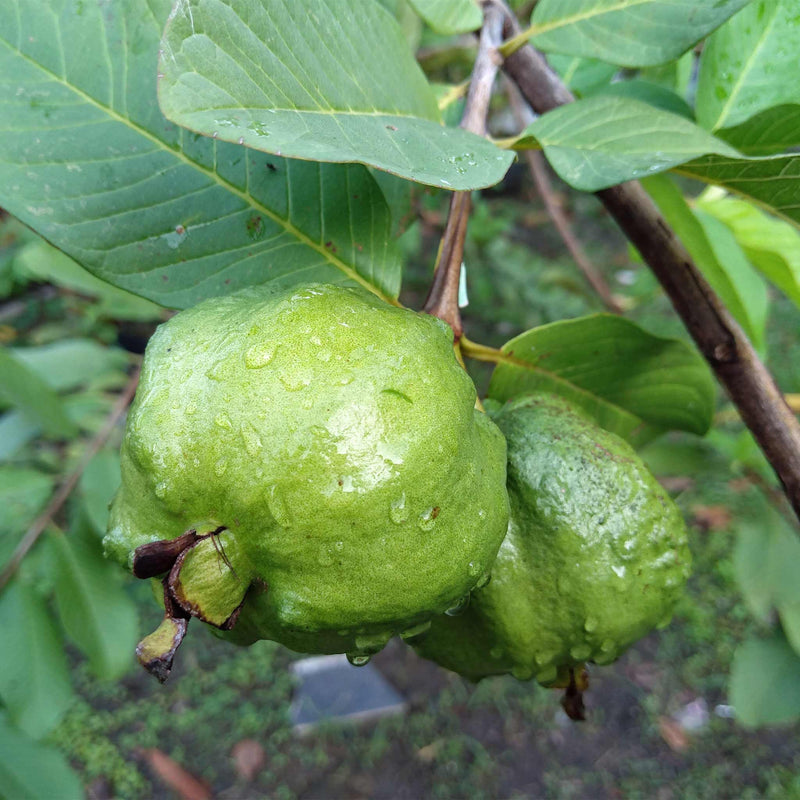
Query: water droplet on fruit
xmin=214 ymin=458 xmax=228 ymax=477
xmin=400 ymin=620 xmax=431 ymax=640
xmin=445 ymin=594 xmax=470 ymax=617
xmin=570 ymin=643 xmax=592 ymax=661
xmin=205 ymin=361 xmax=226 ymax=381
xmin=417 ymin=507 xmax=439 ymax=531
xmin=240 ymin=423 xmax=263 ymax=457
xmin=154 ymin=481 xmax=168 ymax=499
xmin=279 ymin=367 xmax=312 ymax=391
xmin=267 ymin=485 xmax=291 ymax=526
xmin=467 ymin=561 xmax=480 ymax=577
xmin=389 ymin=493 xmax=408 ymax=524
xmin=185 ymin=401 xmax=198 ymax=416
xmin=474 ymin=572 xmax=491 ymax=589
xmin=600 ymin=639 xmax=616 ymax=653
xmin=514 ymin=664 xmax=536 ymax=681
xmin=318 ymin=546 xmax=334 ymax=566
xmin=584 ymin=616 xmax=598 ymax=633
xmin=346 ymin=653 xmax=371 ymax=667
xmin=489 ymin=646 xmax=504 ymax=660
xmin=214 ymin=412 xmax=232 ymax=430
xmin=534 ymin=665 xmax=557 ymax=683
xmin=244 ymin=344 xmax=276 ymax=369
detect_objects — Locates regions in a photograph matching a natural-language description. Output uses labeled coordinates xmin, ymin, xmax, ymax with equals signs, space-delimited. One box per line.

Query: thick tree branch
xmin=497 ymin=3 xmax=800 ymax=523
xmin=0 ymin=366 xmax=141 ymax=591
xmin=423 ymin=2 xmax=505 ymax=339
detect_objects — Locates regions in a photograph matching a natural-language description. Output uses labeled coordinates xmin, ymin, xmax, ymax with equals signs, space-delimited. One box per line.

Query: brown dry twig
xmin=0 ymin=365 xmax=141 ymax=591
xmin=497 ymin=3 xmax=800 ymax=524
xmin=505 ymin=81 xmax=623 ymax=313
xmin=423 ymin=1 xmax=506 ymax=339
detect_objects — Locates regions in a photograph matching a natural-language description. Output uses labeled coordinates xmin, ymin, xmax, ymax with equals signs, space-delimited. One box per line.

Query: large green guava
xmin=105 ymin=283 xmax=509 ymax=678
xmin=411 ymin=393 xmax=691 ymax=688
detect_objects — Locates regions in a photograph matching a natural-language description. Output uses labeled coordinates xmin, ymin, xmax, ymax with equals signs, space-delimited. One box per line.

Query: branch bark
xmin=423 ymin=1 xmax=505 ymax=339
xmin=497 ymin=2 xmax=800 ymax=524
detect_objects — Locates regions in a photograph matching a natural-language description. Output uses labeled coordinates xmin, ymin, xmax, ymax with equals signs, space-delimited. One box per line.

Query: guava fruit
xmin=105 ymin=283 xmax=509 ymax=679
xmin=411 ymin=393 xmax=690 ymax=694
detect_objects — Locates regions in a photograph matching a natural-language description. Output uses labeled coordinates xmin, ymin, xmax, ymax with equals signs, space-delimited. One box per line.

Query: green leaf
xmin=407 ymin=0 xmax=482 ymax=34
xmin=0 ymin=412 xmax=40 ymax=462
xmin=695 ymin=191 xmax=800 ymax=309
xmin=0 ymin=582 xmax=73 ymax=739
xmin=0 ymin=711 xmax=84 ymax=800
xmin=50 ymin=530 xmax=138 ymax=680
xmin=526 ymin=0 xmax=750 ymax=67
xmin=641 ymin=175 xmax=768 ymax=352
xmin=513 ymin=96 xmax=739 ymax=191
xmin=79 ymin=450 xmax=121 ymax=537
xmin=10 ymin=340 xmax=129 ymax=394
xmin=696 ymin=0 xmax=800 ymax=132
xmin=676 ymin=153 xmax=800 ymax=229
xmin=0 ymin=0 xmax=402 ymax=307
xmin=0 ymin=467 xmax=53 ymax=567
xmin=0 ymin=348 xmax=77 ymax=439
xmin=593 ymin=80 xmax=693 ymax=119
xmin=714 ymin=104 xmax=800 ymax=155
xmin=547 ymin=54 xmax=617 ymax=97
xmin=487 ymin=313 xmax=715 ymax=445
xmin=734 ymin=520 xmax=779 ymax=623
xmin=730 ymin=633 xmax=800 ymax=727
xmin=158 ymin=0 xmax=512 ymax=190
xmin=13 ymin=240 xmax=163 ymax=322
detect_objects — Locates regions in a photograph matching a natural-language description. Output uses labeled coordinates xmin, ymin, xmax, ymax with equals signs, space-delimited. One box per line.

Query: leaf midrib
xmin=0 ymin=37 xmax=397 ymax=306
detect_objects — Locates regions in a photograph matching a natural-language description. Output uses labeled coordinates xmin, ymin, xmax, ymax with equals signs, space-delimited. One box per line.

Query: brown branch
xmin=498 ymin=5 xmax=800 ymax=523
xmin=505 ymin=81 xmax=622 ymax=313
xmin=423 ymin=1 xmax=506 ymax=340
xmin=0 ymin=365 xmax=141 ymax=591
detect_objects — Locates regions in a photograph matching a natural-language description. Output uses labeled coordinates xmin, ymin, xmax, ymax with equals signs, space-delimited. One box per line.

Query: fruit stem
xmin=423 ymin=1 xmax=505 ymax=341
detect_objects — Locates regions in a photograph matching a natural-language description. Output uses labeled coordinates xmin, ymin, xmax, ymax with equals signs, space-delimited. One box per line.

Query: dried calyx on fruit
xmin=105 ymin=283 xmax=509 ymax=680
xmin=411 ymin=394 xmax=691 ymax=718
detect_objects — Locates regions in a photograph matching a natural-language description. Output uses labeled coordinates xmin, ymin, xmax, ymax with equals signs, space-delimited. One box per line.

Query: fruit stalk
xmin=423 ymin=1 xmax=505 ymax=339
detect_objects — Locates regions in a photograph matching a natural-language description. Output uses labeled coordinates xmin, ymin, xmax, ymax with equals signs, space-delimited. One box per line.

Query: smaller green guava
xmin=411 ymin=393 xmax=691 ymax=695
xmin=104 ymin=283 xmax=509 ymax=679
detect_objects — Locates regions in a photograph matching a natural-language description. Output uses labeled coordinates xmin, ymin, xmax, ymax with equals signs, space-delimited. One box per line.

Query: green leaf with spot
xmin=0 ymin=0 xmax=402 ymax=307
xmin=158 ymin=0 xmax=512 ymax=190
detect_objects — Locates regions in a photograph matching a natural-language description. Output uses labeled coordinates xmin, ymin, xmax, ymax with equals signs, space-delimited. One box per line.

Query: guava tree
xmin=2 ymin=0 xmax=800 ymax=794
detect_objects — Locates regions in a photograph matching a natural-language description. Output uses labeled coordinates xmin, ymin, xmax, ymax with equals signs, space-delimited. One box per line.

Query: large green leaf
xmin=487 ymin=314 xmax=715 ymax=445
xmin=79 ymin=449 xmax=122 ymax=538
xmin=730 ymin=633 xmax=800 ymax=727
xmin=715 ymin=105 xmax=800 ymax=155
xmin=0 ymin=582 xmax=73 ymax=739
xmin=642 ymin=175 xmax=768 ymax=352
xmin=158 ymin=0 xmax=512 ymax=190
xmin=0 ymin=712 xmax=83 ymax=800
xmin=408 ymin=0 xmax=482 ymax=34
xmin=0 ymin=0 xmax=402 ymax=308
xmin=696 ymin=191 xmax=800 ymax=308
xmin=0 ymin=348 xmax=77 ymax=438
xmin=547 ymin=54 xmax=617 ymax=97
xmin=696 ymin=0 xmax=800 ymax=133
xmin=676 ymin=153 xmax=800 ymax=229
xmin=514 ymin=96 xmax=739 ymax=191
xmin=11 ymin=340 xmax=129 ymax=394
xmin=0 ymin=467 xmax=53 ymax=566
xmin=50 ymin=529 xmax=138 ymax=680
xmin=524 ymin=0 xmax=750 ymax=67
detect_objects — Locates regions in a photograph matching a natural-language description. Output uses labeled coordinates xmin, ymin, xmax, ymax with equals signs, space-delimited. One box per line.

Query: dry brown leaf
xmin=658 ymin=716 xmax=689 ymax=752
xmin=140 ymin=748 xmax=212 ymax=800
xmin=231 ymin=739 xmax=266 ymax=782
xmin=692 ymin=505 xmax=732 ymax=531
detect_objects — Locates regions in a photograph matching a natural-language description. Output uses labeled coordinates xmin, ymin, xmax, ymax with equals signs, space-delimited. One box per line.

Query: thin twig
xmin=505 ymin=80 xmax=622 ymax=313
xmin=423 ymin=1 xmax=506 ymax=339
xmin=0 ymin=365 xmax=141 ymax=591
xmin=498 ymin=3 xmax=800 ymax=524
